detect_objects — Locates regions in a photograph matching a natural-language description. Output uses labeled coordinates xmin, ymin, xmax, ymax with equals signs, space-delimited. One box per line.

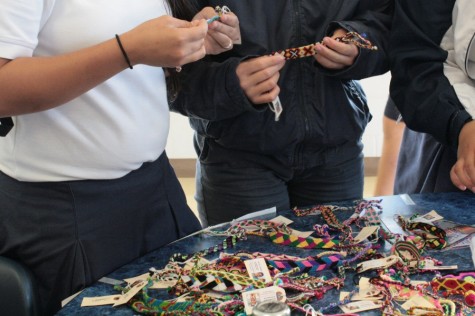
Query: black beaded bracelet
xmin=115 ymin=34 xmax=133 ymax=69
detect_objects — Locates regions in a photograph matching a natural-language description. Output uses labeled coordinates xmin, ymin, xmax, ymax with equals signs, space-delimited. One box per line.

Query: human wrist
xmin=115 ymin=34 xmax=133 ymax=69
xmin=449 ymin=110 xmax=472 ymax=150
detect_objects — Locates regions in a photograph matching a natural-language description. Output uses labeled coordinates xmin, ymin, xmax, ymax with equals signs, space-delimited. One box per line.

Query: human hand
xmin=451 ymin=120 xmax=475 ymax=192
xmin=314 ymin=28 xmax=359 ymax=69
xmin=193 ymin=7 xmax=241 ymax=55
xmin=236 ymin=55 xmax=286 ymax=104
xmin=120 ymin=15 xmax=208 ymax=68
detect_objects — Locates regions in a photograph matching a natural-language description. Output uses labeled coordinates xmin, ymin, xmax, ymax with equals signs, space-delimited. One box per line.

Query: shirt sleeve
xmin=0 ymin=0 xmax=49 ymax=59
xmin=389 ymin=0 xmax=471 ymax=149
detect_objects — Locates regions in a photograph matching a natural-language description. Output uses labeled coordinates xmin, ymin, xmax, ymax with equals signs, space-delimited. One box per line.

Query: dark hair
xmin=166 ymin=0 xmax=199 ymax=102
xmin=167 ymin=0 xmax=198 ymax=21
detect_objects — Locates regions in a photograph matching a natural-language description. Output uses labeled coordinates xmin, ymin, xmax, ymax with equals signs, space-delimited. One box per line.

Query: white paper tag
xmin=353 ymin=226 xmax=379 ymax=243
xmin=401 ymin=295 xmax=436 ymax=310
xmin=242 ymin=286 xmax=286 ymax=315
xmin=413 ymin=210 xmax=443 ymax=224
xmin=356 ymin=255 xmax=400 ymax=273
xmin=414 ymin=259 xmax=457 ymax=270
xmin=112 ymin=280 xmax=148 ymax=307
xmin=244 ymin=258 xmax=272 ymax=283
xmin=123 ymin=272 xmax=176 ymax=289
xmin=123 ymin=273 xmax=149 ymax=284
xmin=340 ymin=291 xmax=383 ymax=302
xmin=268 ymin=96 xmax=283 ymax=121
xmin=270 ymin=215 xmax=293 ymax=225
xmin=340 ymin=300 xmax=383 ymax=313
xmin=81 ymin=295 xmax=122 ymax=307
xmin=358 ymin=277 xmax=381 ymax=298
xmin=290 ymin=229 xmax=315 ymax=238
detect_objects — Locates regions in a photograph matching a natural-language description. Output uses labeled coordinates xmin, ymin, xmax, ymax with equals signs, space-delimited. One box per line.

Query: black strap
xmin=0 ymin=117 xmax=13 ymax=136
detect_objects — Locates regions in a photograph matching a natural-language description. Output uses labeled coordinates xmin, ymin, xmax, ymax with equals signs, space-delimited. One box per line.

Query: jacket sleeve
xmin=169 ymin=55 xmax=265 ymax=121
xmin=318 ymin=0 xmax=394 ymax=80
xmin=389 ymin=0 xmax=472 ymax=149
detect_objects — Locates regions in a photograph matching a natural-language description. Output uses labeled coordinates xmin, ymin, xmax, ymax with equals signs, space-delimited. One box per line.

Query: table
xmin=56 ymin=192 xmax=475 ymax=315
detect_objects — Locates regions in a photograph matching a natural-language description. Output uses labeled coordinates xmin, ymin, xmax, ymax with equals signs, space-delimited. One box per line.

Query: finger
xmin=217 ymin=12 xmax=239 ymax=28
xmin=465 ymin=162 xmax=475 ymax=191
xmin=314 ymin=53 xmax=345 ymax=70
xmin=193 ymin=7 xmax=218 ymax=21
xmin=177 ymin=20 xmax=207 ymax=43
xmin=249 ymin=82 xmax=281 ymax=104
xmin=207 ymin=29 xmax=233 ymax=49
xmin=241 ymin=66 xmax=280 ymax=91
xmin=210 ymin=14 xmax=241 ymax=44
xmin=248 ymin=55 xmax=286 ymax=75
xmin=452 ymin=160 xmax=472 ymax=190
xmin=314 ymin=43 xmax=353 ymax=67
xmin=322 ymin=37 xmax=358 ymax=58
xmin=450 ymin=166 xmax=467 ymax=191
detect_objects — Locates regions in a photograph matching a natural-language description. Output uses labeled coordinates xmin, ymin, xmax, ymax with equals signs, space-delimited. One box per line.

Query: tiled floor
xmin=178 ymin=176 xmax=377 ymax=216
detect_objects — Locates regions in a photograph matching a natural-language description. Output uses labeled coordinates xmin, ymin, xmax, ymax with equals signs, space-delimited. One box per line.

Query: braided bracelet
xmin=397 ymin=215 xmax=448 ymax=250
xmin=129 ymin=280 xmax=241 ymax=315
xmin=267 ymin=253 xmax=344 ymax=275
xmin=269 ymin=31 xmax=377 ymax=60
xmin=269 ymin=231 xmax=340 ymax=249
xmin=431 ymin=272 xmax=475 ymax=307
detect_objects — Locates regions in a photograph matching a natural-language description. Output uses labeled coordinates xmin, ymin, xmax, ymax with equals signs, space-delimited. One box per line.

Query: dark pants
xmin=0 ymin=152 xmax=201 ymax=315
xmin=196 ymin=153 xmax=364 ymax=226
xmin=395 ymin=129 xmax=460 ymax=194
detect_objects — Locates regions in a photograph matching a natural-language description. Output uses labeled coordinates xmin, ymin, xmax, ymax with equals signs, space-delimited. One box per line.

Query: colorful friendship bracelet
xmin=268 ymin=231 xmax=340 ymax=249
xmin=267 ymin=253 xmax=344 ymax=275
xmin=397 ymin=215 xmax=448 ymax=250
xmin=269 ymin=31 xmax=377 ymax=60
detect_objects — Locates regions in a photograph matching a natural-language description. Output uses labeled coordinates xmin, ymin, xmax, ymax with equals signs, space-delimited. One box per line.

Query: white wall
xmin=360 ymin=72 xmax=391 ymax=157
xmin=166 ymin=112 xmax=196 ymax=159
xmin=166 ymin=72 xmax=391 ymax=159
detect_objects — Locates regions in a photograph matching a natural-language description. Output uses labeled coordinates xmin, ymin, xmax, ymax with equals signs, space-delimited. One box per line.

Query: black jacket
xmin=389 ymin=0 xmax=472 ymax=151
xmin=172 ymin=0 xmax=393 ymax=175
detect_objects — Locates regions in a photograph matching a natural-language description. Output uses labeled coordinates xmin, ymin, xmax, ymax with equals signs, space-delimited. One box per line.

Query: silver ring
xmin=175 ymin=66 xmax=182 ymax=72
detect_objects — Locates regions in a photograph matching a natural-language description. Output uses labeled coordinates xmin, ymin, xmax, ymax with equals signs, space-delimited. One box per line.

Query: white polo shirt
xmin=0 ymin=0 xmax=171 ymax=181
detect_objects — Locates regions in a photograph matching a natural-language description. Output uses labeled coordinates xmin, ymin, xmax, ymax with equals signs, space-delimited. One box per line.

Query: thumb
xmin=190 ymin=19 xmax=208 ymax=29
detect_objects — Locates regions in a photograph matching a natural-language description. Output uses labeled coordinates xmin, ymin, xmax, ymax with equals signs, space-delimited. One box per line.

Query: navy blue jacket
xmin=172 ymin=0 xmax=393 ymax=175
xmin=389 ymin=0 xmax=472 ymax=151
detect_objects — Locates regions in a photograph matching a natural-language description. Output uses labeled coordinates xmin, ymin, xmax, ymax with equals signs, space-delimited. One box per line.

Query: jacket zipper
xmin=292 ymin=0 xmax=309 ymax=168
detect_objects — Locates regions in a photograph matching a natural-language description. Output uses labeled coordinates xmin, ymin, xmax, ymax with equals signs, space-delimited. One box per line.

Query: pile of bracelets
xmin=104 ymin=198 xmax=475 ymax=316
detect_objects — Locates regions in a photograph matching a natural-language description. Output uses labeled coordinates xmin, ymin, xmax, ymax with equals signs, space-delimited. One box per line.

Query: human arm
xmin=374 ymin=115 xmax=405 ymax=196
xmin=0 ymin=16 xmax=207 ymax=117
xmin=450 ymin=120 xmax=475 ymax=191
xmin=171 ymin=54 xmax=285 ymax=120
xmin=389 ymin=0 xmax=470 ymax=147
xmin=390 ymin=0 xmax=474 ymax=191
xmin=314 ymin=0 xmax=394 ymax=79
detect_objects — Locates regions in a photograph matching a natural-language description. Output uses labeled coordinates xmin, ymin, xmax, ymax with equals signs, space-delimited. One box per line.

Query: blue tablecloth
xmin=56 ymin=192 xmax=475 ymax=315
